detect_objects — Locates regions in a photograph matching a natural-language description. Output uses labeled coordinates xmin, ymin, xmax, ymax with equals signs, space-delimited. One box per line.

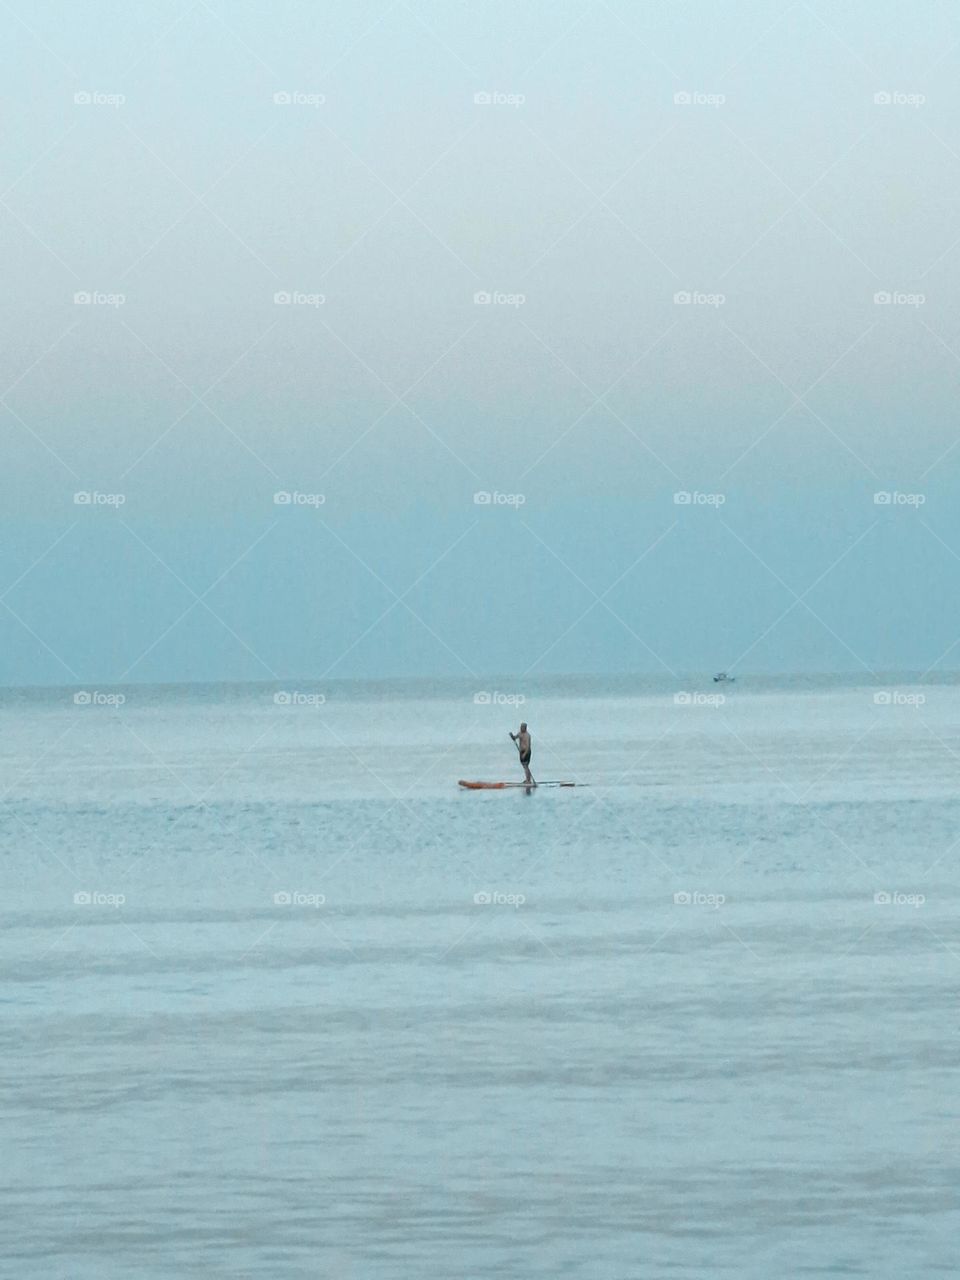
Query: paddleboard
xmin=458 ymin=779 xmax=580 ymax=789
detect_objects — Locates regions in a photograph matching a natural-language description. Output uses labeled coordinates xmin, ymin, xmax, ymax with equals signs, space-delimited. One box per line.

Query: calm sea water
xmin=2 ymin=673 xmax=959 ymax=1278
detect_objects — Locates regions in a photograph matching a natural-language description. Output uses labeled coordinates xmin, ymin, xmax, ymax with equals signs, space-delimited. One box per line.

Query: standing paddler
xmin=509 ymin=722 xmax=534 ymax=786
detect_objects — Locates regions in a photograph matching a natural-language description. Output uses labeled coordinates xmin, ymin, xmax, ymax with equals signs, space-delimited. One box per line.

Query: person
xmin=510 ymin=722 xmax=534 ymax=785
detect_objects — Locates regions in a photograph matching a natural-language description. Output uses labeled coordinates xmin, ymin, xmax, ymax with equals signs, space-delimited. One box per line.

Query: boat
xmin=458 ymin=779 xmax=580 ymax=789
xmin=713 ymin=672 xmax=735 ymax=683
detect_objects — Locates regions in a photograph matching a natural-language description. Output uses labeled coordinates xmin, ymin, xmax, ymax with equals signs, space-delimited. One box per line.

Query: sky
xmin=3 ymin=0 xmax=960 ymax=686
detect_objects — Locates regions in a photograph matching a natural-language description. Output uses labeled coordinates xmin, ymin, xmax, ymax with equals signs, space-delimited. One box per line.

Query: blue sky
xmin=3 ymin=0 xmax=960 ymax=684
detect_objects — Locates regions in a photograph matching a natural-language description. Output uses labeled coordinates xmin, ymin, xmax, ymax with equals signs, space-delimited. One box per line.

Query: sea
xmin=2 ymin=672 xmax=958 ymax=1278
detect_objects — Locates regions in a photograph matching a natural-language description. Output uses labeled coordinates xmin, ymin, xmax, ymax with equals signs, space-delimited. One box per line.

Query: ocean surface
xmin=2 ymin=672 xmax=959 ymax=1278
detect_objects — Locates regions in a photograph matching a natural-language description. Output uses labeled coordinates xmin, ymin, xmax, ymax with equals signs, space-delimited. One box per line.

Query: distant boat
xmin=713 ymin=672 xmax=735 ymax=683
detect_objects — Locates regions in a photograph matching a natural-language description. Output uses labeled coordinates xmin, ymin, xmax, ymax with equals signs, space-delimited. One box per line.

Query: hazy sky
xmin=3 ymin=0 xmax=960 ymax=685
